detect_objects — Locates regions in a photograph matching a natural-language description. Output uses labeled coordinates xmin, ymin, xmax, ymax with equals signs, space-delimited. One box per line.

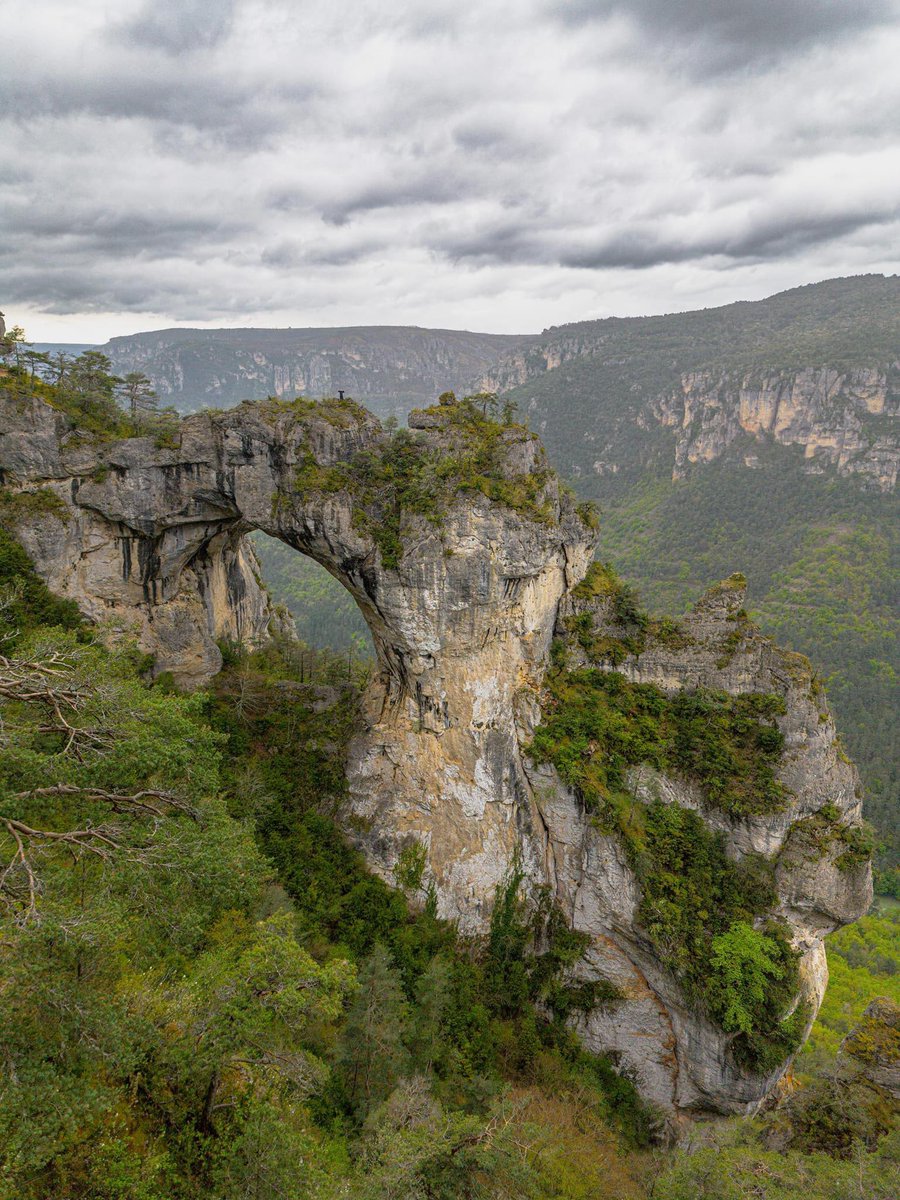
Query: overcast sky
xmin=4 ymin=0 xmax=899 ymax=341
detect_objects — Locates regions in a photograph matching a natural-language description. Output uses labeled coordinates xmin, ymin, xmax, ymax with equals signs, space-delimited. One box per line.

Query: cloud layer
xmin=3 ymin=0 xmax=899 ymax=338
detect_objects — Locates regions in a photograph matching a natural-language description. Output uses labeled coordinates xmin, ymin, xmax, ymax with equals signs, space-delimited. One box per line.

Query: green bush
xmin=0 ymin=526 xmax=83 ymax=645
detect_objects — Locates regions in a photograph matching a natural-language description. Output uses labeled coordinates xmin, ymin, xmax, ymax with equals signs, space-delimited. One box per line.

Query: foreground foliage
xmin=653 ymin=1126 xmax=900 ymax=1200
xmin=1 ymin=523 xmax=896 ymax=1196
xmin=0 ymin=354 xmax=895 ymax=1193
xmin=0 ymin=536 xmax=657 ymax=1198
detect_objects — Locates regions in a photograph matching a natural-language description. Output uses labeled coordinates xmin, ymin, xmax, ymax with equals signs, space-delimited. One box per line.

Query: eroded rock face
xmin=529 ymin=573 xmax=871 ymax=1114
xmin=653 ymin=367 xmax=898 ymax=492
xmin=102 ymin=326 xmax=530 ymax=418
xmin=840 ymin=998 xmax=900 ymax=1099
xmin=0 ymin=394 xmax=292 ymax=683
xmin=0 ymin=391 xmax=872 ymax=1119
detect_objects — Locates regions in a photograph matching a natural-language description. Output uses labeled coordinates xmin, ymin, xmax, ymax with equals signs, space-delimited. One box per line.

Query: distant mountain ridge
xmin=484 ymin=275 xmax=900 ymax=392
xmin=490 ymin=274 xmax=899 ymax=495
xmin=32 ymin=342 xmax=95 ymax=358
xmin=98 ymin=275 xmax=898 ymax=492
xmin=102 ymin=325 xmax=530 ymax=419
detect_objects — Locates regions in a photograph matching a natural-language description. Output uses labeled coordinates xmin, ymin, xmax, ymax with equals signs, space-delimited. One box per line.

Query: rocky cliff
xmin=0 ymin=388 xmax=871 ymax=1120
xmin=102 ymin=326 xmax=530 ymax=419
xmin=98 ymin=276 xmax=899 ymax=493
xmin=0 ymin=392 xmax=287 ymax=683
xmin=652 ymin=367 xmax=898 ymax=492
xmin=490 ymin=358 xmax=898 ymax=492
xmin=529 ymin=569 xmax=871 ymax=1112
xmin=479 ymin=274 xmax=899 ymax=493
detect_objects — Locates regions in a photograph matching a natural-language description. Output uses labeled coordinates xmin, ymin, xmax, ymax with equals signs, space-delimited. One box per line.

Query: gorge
xmin=0 ymin=386 xmax=873 ymax=1120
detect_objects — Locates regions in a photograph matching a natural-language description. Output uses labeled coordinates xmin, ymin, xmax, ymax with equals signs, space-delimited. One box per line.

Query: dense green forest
xmin=595 ymin=453 xmax=899 ymax=884
xmin=504 ymin=274 xmax=899 ymax=492
xmin=251 ymin=535 xmax=373 ymax=654
xmin=801 ymin=904 xmax=900 ymax=1073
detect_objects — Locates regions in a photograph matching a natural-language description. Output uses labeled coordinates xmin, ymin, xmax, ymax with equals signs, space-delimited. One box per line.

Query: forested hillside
xmin=495 ymin=275 xmax=899 ymax=480
xmin=3 ymin=525 xmax=897 ymax=1199
xmin=595 ymin=456 xmax=899 ymax=882
xmin=491 ymin=279 xmax=898 ymax=881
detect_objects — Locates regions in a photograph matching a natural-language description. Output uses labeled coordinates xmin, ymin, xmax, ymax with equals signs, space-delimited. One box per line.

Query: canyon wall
xmin=102 ymin=326 xmax=529 ymax=419
xmin=653 ymin=367 xmax=897 ymax=492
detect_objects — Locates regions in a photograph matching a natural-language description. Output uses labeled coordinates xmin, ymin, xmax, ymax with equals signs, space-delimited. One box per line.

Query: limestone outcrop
xmin=653 ymin=367 xmax=898 ymax=492
xmin=840 ymin=998 xmax=900 ymax=1100
xmin=0 ymin=389 xmax=872 ymax=1120
xmin=527 ymin=570 xmax=871 ymax=1114
xmin=0 ymin=392 xmax=290 ymax=683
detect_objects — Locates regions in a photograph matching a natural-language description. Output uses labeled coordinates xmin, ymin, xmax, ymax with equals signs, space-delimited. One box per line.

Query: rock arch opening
xmin=250 ymin=532 xmax=374 ymax=659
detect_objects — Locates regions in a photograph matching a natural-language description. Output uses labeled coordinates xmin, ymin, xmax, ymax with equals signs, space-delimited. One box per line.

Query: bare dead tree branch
xmin=1 ymin=650 xmax=198 ymax=922
xmin=13 ymin=784 xmax=197 ymax=819
xmin=4 ymin=817 xmax=120 ymax=854
xmin=0 ymin=820 xmax=39 ymax=919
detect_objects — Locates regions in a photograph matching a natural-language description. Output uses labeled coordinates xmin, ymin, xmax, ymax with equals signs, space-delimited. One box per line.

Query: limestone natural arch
xmin=0 ymin=390 xmax=871 ymax=1118
xmin=2 ymin=393 xmax=594 ymax=916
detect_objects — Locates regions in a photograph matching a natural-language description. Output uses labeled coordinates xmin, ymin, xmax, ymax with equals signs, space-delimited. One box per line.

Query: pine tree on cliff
xmin=118 ymin=371 xmax=159 ymax=421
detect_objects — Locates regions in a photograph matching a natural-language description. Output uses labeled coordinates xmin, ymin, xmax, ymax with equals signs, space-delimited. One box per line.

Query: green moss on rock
xmin=531 ymin=668 xmax=788 ymax=821
xmin=0 ymin=486 xmax=70 ymax=524
xmin=0 ymin=527 xmax=84 ymax=646
xmin=842 ymin=997 xmax=900 ymax=1067
xmin=529 ymin=665 xmax=802 ymax=1070
xmin=285 ymin=397 xmax=562 ymax=570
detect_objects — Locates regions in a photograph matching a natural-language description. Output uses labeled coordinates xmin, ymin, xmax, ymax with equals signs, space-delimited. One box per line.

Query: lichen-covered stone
xmin=840 ymin=998 xmax=900 ymax=1099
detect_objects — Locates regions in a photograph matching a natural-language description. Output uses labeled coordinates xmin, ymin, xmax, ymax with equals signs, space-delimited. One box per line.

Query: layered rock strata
xmin=102 ymin=326 xmax=529 ymax=418
xmin=653 ymin=367 xmax=898 ymax=492
xmin=0 ymin=390 xmax=871 ymax=1118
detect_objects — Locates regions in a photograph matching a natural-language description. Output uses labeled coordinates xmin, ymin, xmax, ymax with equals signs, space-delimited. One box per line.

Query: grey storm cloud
xmin=559 ymin=209 xmax=900 ymax=271
xmin=2 ymin=0 xmax=899 ymax=334
xmin=552 ymin=0 xmax=894 ymax=53
xmin=452 ymin=122 xmax=549 ymax=162
xmin=5 ymin=209 xmax=249 ymax=259
xmin=432 ymin=197 xmax=900 ymax=270
xmin=321 ymin=176 xmax=475 ymax=225
xmin=260 ymin=233 xmax=385 ymax=269
xmin=0 ymin=68 xmax=319 ymax=149
xmin=0 ymin=261 xmax=197 ymax=312
xmin=118 ymin=0 xmax=237 ymax=55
